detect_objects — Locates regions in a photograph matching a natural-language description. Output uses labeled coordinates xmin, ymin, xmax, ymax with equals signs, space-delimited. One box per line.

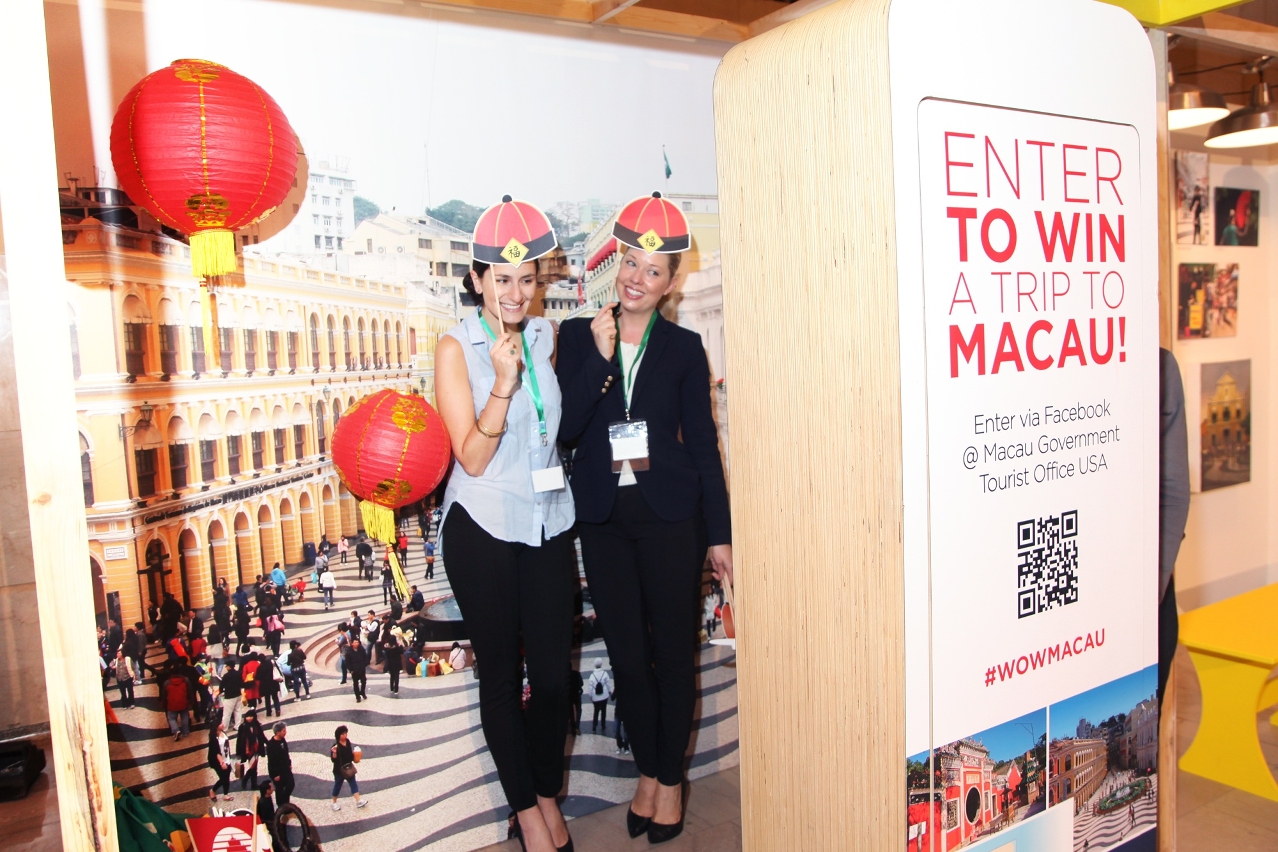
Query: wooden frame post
xmin=0 ymin=2 xmax=118 ymax=849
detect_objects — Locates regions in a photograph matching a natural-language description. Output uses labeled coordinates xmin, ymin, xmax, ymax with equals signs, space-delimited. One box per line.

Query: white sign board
xmin=891 ymin=2 xmax=1159 ymax=851
xmin=103 ymin=545 xmax=129 ymax=561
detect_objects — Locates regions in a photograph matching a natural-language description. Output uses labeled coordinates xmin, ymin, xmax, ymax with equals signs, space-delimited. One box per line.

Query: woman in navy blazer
xmin=558 ymin=195 xmax=731 ymax=844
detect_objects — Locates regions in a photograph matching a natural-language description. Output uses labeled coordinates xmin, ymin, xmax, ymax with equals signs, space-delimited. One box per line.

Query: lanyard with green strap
xmin=478 ymin=311 xmax=548 ymax=445
xmin=616 ymin=310 xmax=658 ymax=420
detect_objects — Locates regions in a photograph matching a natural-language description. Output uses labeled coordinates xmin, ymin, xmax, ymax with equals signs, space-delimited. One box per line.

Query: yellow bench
xmin=1178 ymin=581 xmax=1278 ymax=801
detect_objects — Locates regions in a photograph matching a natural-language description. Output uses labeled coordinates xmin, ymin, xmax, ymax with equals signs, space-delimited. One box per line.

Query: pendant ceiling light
xmin=1168 ymin=67 xmax=1230 ymax=131
xmin=1205 ymin=81 xmax=1278 ymax=148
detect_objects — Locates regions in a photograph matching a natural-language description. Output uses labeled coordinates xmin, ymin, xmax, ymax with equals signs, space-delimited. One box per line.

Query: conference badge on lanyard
xmin=609 ymin=419 xmax=649 ymax=472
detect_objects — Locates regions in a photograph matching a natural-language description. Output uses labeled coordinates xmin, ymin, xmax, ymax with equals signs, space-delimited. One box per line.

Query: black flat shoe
xmin=557 ymin=836 xmax=573 ymax=852
xmin=508 ymin=812 xmax=527 ymax=852
xmin=626 ymin=808 xmax=652 ymax=839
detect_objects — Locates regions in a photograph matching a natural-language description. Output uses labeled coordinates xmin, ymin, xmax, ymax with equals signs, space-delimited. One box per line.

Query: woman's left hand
xmin=707 ymin=544 xmax=733 ymax=586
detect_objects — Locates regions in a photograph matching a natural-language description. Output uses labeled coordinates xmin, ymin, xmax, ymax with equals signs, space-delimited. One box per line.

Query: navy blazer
xmin=557 ymin=313 xmax=731 ymax=545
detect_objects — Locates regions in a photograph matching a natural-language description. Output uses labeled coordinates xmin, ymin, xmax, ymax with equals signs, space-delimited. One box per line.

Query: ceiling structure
xmin=1169 ymin=3 xmax=1278 ymax=109
xmin=383 ymin=0 xmax=836 ymax=42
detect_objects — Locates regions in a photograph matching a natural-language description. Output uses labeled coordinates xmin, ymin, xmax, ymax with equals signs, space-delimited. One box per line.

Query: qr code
xmin=1016 ymin=510 xmax=1079 ymax=619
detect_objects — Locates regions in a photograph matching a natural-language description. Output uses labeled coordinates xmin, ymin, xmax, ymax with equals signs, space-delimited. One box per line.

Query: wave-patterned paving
xmin=108 ymin=523 xmax=740 ymax=851
xmin=1069 ymin=772 xmax=1158 ymax=852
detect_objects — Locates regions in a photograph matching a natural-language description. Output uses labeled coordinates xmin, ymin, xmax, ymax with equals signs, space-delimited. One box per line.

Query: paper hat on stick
xmin=471 ymin=195 xmax=557 ymax=266
xmin=613 ymin=191 xmax=690 ymax=255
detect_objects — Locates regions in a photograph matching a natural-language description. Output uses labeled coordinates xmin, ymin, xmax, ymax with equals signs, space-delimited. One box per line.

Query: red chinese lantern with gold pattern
xmin=110 ymin=59 xmax=299 ymax=278
xmin=332 ymin=390 xmax=452 ymax=549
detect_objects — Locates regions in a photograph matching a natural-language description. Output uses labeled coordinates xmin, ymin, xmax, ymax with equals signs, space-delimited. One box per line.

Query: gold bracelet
xmin=476 ymin=418 xmax=507 ymax=438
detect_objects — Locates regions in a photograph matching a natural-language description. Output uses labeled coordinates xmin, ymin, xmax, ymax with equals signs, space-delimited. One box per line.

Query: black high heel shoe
xmin=646 ymin=782 xmax=687 ymax=845
xmin=626 ymin=807 xmax=652 ymax=839
xmin=510 ymin=809 xmax=574 ymax=851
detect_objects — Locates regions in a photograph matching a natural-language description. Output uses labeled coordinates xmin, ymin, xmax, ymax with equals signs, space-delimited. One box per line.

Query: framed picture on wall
xmin=1200 ymin=359 xmax=1251 ymax=491
xmin=1174 ymin=150 xmax=1210 ymax=245
xmin=1213 ymin=187 xmax=1260 ymax=246
xmin=1177 ymin=262 xmax=1213 ymax=339
xmin=1208 ymin=263 xmax=1239 ymax=338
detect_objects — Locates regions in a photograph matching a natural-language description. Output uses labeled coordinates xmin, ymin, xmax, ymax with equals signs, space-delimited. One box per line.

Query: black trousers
xmin=1158 ymin=577 xmax=1179 ymax=707
xmin=274 ymin=772 xmax=294 ymax=805
xmin=211 ymin=764 xmax=232 ymax=796
xmin=389 ymin=669 xmax=400 ymax=693
xmin=442 ymin=503 xmax=577 ymax=811
xmin=578 ymin=486 xmax=703 ymax=787
xmin=351 ymin=671 xmax=367 ymax=699
xmin=592 ymin=700 xmax=608 ymax=730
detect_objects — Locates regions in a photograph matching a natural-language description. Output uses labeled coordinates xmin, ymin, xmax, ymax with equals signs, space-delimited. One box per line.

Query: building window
xmin=336 ymin=237 xmax=343 ymax=250
xmin=682 ymin=201 xmax=693 ymax=211
xmin=287 ymin=330 xmax=299 ymax=370
xmin=342 ymin=319 xmax=352 ymax=370
xmin=314 ymin=235 xmax=321 ymax=249
xmin=451 ymin=263 xmax=468 ymax=277
xmin=395 ymin=323 xmax=402 ymax=366
xmin=317 ymin=406 xmax=327 ymax=454
xmin=327 ymin=318 xmax=337 ymax=369
xmin=124 ymin=322 xmax=147 ymax=377
xmin=323 ymin=215 xmax=332 ymax=227
xmin=371 ymin=325 xmax=380 ymax=367
xmin=135 ymin=447 xmax=157 ymax=497
xmin=169 ymin=443 xmax=188 ymax=489
xmin=336 ymin=217 xmax=343 ymax=229
xmin=293 ymin=424 xmax=305 ymax=460
xmin=367 ymin=238 xmax=373 ymax=253
xmin=435 ymin=262 xmax=448 ymax=277
xmin=264 ymin=331 xmax=277 ymax=371
xmin=81 ymin=441 xmax=93 ymax=506
xmin=243 ymin=329 xmax=257 ymax=373
xmin=418 ymin=238 xmax=432 ymax=249
xmin=311 ymin=193 xmax=317 ymax=204
xmin=325 ymin=236 xmax=333 ymax=249
xmin=71 ymin=323 xmax=81 ymax=379
xmin=251 ymin=431 xmax=265 ymax=470
xmin=357 ymin=319 xmax=366 ymax=367
xmin=226 ymin=435 xmax=242 ymax=476
xmin=310 ymin=316 xmax=320 ymax=369
xmin=313 ymin=214 xmax=319 ymax=226
xmin=219 ymin=328 xmax=234 ymax=372
xmin=274 ymin=428 xmax=286 ymax=464
xmin=159 ymin=324 xmax=179 ymax=375
xmin=200 ymin=439 xmax=216 ymax=481
xmin=450 ymin=240 xmax=468 ymax=251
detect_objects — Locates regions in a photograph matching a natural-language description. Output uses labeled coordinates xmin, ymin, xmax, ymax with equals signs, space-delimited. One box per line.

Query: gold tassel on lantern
xmin=190 ymin=228 xmax=237 ymax=278
xmin=388 ymin=551 xmax=411 ymax=601
xmin=360 ymin=500 xmax=397 ymax=544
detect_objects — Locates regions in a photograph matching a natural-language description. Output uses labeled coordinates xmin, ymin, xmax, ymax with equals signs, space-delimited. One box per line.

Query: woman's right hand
xmin=489 ymin=331 xmax=521 ymax=396
xmin=591 ymin=303 xmax=618 ymax=360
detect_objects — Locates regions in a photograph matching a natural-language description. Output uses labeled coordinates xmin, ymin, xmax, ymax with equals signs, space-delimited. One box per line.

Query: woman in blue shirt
xmin=434 ymin=197 xmax=576 ymax=852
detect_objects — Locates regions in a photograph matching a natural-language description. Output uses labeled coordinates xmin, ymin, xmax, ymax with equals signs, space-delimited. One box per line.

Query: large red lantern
xmin=332 ymin=390 xmax=452 ymax=550
xmin=110 ymin=59 xmax=298 ymax=279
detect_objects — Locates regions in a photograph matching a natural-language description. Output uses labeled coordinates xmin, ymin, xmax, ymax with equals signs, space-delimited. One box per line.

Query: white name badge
xmin=531 ymin=465 xmax=566 ymax=493
xmin=609 ymin=420 xmax=650 ymax=472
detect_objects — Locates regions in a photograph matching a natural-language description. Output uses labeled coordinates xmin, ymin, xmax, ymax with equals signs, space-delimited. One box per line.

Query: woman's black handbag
xmin=339 ymin=762 xmax=357 ymax=780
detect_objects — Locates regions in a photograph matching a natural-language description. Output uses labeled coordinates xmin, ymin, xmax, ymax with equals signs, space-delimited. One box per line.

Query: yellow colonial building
xmin=65 ymin=199 xmax=424 ymax=629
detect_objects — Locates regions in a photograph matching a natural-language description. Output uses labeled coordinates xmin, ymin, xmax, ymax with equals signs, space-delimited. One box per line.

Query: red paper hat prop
xmin=471 ymin=195 xmax=557 ymax=266
xmin=613 ymin=191 xmax=690 ymax=254
xmin=110 ymin=59 xmax=299 ymax=279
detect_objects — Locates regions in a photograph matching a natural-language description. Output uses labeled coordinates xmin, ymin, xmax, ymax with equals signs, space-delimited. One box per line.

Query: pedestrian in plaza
xmin=355 ymin=535 xmax=373 ymax=576
xmin=112 ymin=649 xmax=136 ymax=710
xmin=335 ymin=622 xmax=351 ymax=684
xmin=703 ymin=592 xmax=718 ymax=641
xmin=106 ymin=619 xmax=124 ymax=658
xmin=383 ymin=635 xmax=404 ymax=696
xmin=615 ymin=716 xmax=630 ymax=755
xmin=435 ymin=197 xmax=577 ymax=852
xmin=319 ymin=534 xmax=331 ymax=558
xmin=406 ymin=585 xmax=424 ymax=613
xmin=397 ymin=530 xmax=409 ymax=567
xmin=558 ymin=195 xmax=732 ymax=843
xmin=236 ymin=710 xmax=267 ymax=791
xmin=449 ymin=641 xmax=467 ymax=674
xmin=260 ymin=656 xmax=283 ymax=718
xmin=587 ymin=659 xmax=611 ymax=734
xmin=424 ymin=539 xmax=436 ymax=580
xmin=128 ymin=623 xmax=156 ymax=680
xmin=267 ymin=722 xmax=294 ymax=805
xmin=319 ymin=567 xmax=336 ymax=610
xmin=337 ymin=535 xmax=349 ymax=564
xmin=286 ymin=640 xmax=310 ymax=701
xmin=568 ymin=665 xmax=583 ymax=736
xmin=329 ymin=725 xmax=367 ymax=810
xmin=163 ymin=666 xmax=194 ymax=741
xmin=256 ymin=780 xmax=282 ymax=852
xmin=207 ymin=721 xmax=233 ymax=802
xmin=270 ymin=563 xmax=289 ymax=603
xmin=263 ymin=612 xmax=284 ymax=658
xmin=183 ymin=609 xmax=205 ymax=640
xmin=346 ymin=638 xmax=370 ymax=702
xmin=390 ymin=595 xmax=403 ymax=621
xmin=233 ymin=606 xmax=252 ymax=655
xmin=381 ymin=563 xmax=394 ymax=605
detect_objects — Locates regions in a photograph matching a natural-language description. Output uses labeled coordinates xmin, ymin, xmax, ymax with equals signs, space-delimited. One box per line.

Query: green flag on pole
xmin=664 ymin=149 xmax=672 ymax=180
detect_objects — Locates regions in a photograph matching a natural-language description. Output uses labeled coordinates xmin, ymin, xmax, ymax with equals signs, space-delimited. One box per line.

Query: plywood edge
xmin=714 ymin=0 xmax=904 ymax=848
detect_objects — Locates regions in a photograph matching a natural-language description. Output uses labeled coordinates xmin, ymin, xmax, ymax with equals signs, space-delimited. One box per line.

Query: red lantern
xmin=110 ymin=59 xmax=298 ymax=278
xmin=332 ymin=389 xmax=451 ymax=524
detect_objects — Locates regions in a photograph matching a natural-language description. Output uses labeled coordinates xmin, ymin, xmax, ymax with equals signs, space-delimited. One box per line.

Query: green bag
xmin=113 ymin=783 xmax=194 ymax=852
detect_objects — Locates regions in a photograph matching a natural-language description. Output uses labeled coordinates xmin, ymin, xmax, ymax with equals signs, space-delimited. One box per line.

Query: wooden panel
xmin=714 ymin=1 xmax=903 ymax=849
xmin=0 ymin=1 xmax=118 ymax=850
xmin=608 ymin=6 xmax=750 ymax=40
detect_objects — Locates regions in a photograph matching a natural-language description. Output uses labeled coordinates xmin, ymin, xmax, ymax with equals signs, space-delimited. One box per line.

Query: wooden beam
xmin=415 ymin=0 xmax=593 ymax=22
xmin=592 ymin=0 xmax=643 ymax=23
xmin=0 ymin=2 xmax=118 ymax=851
xmin=606 ymin=5 xmax=749 ymax=41
xmin=1167 ymin=10 xmax=1278 ymax=55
